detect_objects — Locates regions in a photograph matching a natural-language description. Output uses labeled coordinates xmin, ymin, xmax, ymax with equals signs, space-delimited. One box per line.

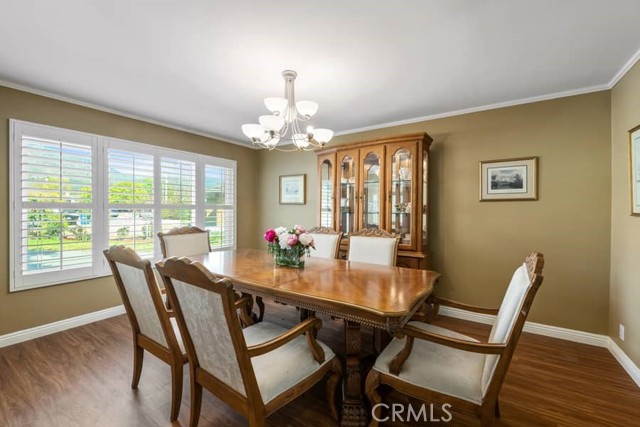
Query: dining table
xmin=182 ymin=248 xmax=441 ymax=427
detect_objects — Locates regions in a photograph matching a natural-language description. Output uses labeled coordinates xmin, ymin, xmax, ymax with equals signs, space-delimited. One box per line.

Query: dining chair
xmin=158 ymin=226 xmax=263 ymax=323
xmin=157 ymin=226 xmax=212 ymax=258
xmin=156 ymin=256 xmax=342 ymax=427
xmin=308 ymin=226 xmax=342 ymax=259
xmin=103 ymin=245 xmax=187 ymax=422
xmin=347 ymin=228 xmax=400 ymax=266
xmin=365 ymin=252 xmax=545 ymax=427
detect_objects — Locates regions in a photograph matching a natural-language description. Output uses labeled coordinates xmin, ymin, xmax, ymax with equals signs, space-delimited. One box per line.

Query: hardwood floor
xmin=0 ymin=301 xmax=639 ymax=426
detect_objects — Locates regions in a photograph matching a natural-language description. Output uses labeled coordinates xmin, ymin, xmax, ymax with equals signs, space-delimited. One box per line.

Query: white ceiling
xmin=1 ymin=0 xmax=640 ymax=145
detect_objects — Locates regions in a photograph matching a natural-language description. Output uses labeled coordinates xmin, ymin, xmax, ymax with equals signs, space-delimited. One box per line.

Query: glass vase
xmin=274 ymin=248 xmax=305 ymax=268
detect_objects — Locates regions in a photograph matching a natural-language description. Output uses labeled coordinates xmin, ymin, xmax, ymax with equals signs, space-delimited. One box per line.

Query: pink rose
xmin=264 ymin=229 xmax=277 ymax=243
xmin=294 ymin=224 xmax=307 ymax=234
xmin=287 ymin=234 xmax=299 ymax=247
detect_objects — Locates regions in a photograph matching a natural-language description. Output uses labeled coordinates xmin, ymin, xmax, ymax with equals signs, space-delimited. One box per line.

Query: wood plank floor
xmin=1 ymin=300 xmax=639 ymax=427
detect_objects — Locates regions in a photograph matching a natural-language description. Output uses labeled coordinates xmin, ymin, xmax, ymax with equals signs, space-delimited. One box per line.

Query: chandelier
xmin=241 ymin=70 xmax=334 ymax=151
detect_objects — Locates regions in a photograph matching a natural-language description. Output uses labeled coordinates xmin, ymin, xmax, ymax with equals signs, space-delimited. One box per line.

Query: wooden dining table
xmin=183 ymin=248 xmax=441 ymax=427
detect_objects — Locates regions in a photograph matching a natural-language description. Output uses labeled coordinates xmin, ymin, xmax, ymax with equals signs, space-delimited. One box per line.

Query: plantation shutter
xmin=204 ymin=164 xmax=235 ymax=249
xmin=107 ymin=149 xmax=155 ymax=258
xmin=160 ymin=157 xmax=196 ymax=232
xmin=13 ymin=125 xmax=97 ymax=289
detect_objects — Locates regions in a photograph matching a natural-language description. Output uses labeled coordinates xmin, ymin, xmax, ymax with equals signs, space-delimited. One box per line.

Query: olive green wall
xmin=610 ymin=61 xmax=640 ymax=366
xmin=0 ymin=85 xmax=259 ymax=335
xmin=258 ymin=92 xmax=612 ymax=334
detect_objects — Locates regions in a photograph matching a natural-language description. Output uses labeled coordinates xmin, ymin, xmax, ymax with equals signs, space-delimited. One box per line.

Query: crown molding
xmin=334 ymin=84 xmax=609 ymax=137
xmin=608 ymin=45 xmax=640 ymax=89
xmin=4 ymin=44 xmax=640 ymax=146
xmin=0 ymin=79 xmax=255 ymax=149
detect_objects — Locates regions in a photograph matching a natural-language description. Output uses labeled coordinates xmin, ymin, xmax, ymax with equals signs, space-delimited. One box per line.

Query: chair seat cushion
xmin=169 ymin=317 xmax=186 ymax=355
xmin=373 ymin=322 xmax=486 ymax=404
xmin=243 ymin=321 xmax=335 ymax=404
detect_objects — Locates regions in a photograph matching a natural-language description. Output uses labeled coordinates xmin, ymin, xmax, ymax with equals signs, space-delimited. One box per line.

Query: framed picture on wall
xmin=279 ymin=174 xmax=306 ymax=205
xmin=629 ymin=125 xmax=640 ymax=215
xmin=479 ymin=157 xmax=538 ymax=201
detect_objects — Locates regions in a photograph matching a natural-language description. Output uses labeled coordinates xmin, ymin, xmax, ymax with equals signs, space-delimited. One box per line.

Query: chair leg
xmin=365 ymin=370 xmax=382 ymax=427
xmin=248 ymin=411 xmax=266 ymax=427
xmin=480 ymin=404 xmax=496 ymax=427
xmin=169 ymin=361 xmax=184 ymax=421
xmin=131 ymin=344 xmax=144 ymax=389
xmin=189 ymin=370 xmax=203 ymax=427
xmin=326 ymin=359 xmax=342 ymax=421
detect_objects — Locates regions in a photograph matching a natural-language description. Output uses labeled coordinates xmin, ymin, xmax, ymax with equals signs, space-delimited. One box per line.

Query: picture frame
xmin=629 ymin=125 xmax=640 ymax=216
xmin=279 ymin=174 xmax=306 ymax=205
xmin=479 ymin=157 xmax=538 ymax=201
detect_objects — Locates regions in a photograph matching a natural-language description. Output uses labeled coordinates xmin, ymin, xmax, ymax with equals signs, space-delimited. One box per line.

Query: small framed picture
xmin=479 ymin=157 xmax=538 ymax=201
xmin=629 ymin=125 xmax=640 ymax=215
xmin=279 ymin=174 xmax=306 ymax=205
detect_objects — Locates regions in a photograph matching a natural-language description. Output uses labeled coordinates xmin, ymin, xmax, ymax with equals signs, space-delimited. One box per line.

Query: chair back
xmin=156 ymin=257 xmax=255 ymax=398
xmin=158 ymin=226 xmax=211 ymax=258
xmin=481 ymin=252 xmax=544 ymax=397
xmin=103 ymin=246 xmax=177 ymax=350
xmin=347 ymin=229 xmax=399 ymax=266
xmin=308 ymin=227 xmax=342 ymax=259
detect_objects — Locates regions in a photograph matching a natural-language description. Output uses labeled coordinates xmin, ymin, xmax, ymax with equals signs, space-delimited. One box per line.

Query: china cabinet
xmin=316 ymin=133 xmax=432 ymax=269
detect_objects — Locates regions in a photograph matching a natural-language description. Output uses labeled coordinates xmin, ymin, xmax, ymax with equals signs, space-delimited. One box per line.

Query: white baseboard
xmin=0 ymin=305 xmax=125 ymax=349
xmin=607 ymin=339 xmax=640 ymax=388
xmin=439 ymin=306 xmax=638 ymax=387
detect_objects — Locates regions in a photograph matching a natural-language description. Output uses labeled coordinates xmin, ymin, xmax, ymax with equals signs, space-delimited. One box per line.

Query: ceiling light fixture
xmin=242 ymin=70 xmax=333 ymax=151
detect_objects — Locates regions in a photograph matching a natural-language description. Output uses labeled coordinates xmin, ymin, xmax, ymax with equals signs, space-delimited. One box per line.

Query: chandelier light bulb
xmin=312 ymin=128 xmax=334 ymax=144
xmin=293 ymin=133 xmax=310 ymax=149
xmin=259 ymin=115 xmax=285 ymax=132
xmin=241 ymin=124 xmax=265 ymax=139
xmin=296 ymin=100 xmax=318 ymax=117
xmin=264 ymin=97 xmax=288 ymax=115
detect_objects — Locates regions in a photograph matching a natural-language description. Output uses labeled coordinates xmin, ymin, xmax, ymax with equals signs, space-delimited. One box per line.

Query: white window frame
xmin=10 ymin=119 xmax=237 ymax=292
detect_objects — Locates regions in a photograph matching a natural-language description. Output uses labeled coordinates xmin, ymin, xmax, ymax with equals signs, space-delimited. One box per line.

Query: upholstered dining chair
xmin=308 ymin=226 xmax=342 ymax=259
xmin=158 ymin=226 xmax=263 ymax=323
xmin=156 ymin=256 xmax=342 ymax=427
xmin=157 ymin=226 xmax=212 ymax=258
xmin=347 ymin=228 xmax=400 ymax=266
xmin=365 ymin=252 xmax=545 ymax=427
xmin=103 ymin=245 xmax=187 ymax=422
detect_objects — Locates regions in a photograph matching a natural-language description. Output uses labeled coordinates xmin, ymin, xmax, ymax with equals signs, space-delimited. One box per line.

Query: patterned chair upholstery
xmin=366 ymin=252 xmax=545 ymax=427
xmin=156 ymin=257 xmax=342 ymax=427
xmin=103 ymin=245 xmax=186 ymax=422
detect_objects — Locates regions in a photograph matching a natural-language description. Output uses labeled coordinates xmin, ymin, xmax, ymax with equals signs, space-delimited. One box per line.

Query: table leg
xmin=341 ymin=320 xmax=367 ymax=427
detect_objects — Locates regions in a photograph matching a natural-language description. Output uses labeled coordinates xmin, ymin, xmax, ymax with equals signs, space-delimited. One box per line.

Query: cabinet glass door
xmin=389 ymin=146 xmax=414 ymax=248
xmin=339 ymin=154 xmax=357 ymax=234
xmin=319 ymin=158 xmax=334 ymax=228
xmin=361 ymin=149 xmax=383 ymax=230
xmin=422 ymin=149 xmax=428 ymax=246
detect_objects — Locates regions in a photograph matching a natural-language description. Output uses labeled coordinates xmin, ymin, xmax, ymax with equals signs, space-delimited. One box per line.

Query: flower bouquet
xmin=264 ymin=225 xmax=315 ymax=268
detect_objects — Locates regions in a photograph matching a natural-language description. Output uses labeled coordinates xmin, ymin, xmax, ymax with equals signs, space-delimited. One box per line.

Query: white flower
xmin=279 ymin=234 xmax=292 ymax=249
xmin=299 ymin=233 xmax=314 ymax=247
xmin=275 ymin=226 xmax=287 ymax=235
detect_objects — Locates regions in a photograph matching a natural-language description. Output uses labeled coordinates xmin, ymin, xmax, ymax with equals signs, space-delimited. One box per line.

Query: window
xmin=10 ymin=120 xmax=237 ymax=291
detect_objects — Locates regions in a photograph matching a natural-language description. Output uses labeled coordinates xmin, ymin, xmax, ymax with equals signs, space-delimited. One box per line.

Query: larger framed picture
xmin=629 ymin=125 xmax=640 ymax=215
xmin=479 ymin=157 xmax=538 ymax=201
xmin=279 ymin=174 xmax=306 ymax=205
